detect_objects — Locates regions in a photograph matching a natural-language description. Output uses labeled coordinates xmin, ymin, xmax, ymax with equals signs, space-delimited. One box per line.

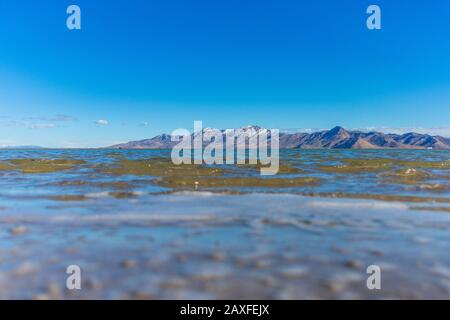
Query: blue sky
xmin=0 ymin=0 xmax=449 ymax=147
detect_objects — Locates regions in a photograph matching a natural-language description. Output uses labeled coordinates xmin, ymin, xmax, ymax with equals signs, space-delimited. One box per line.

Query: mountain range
xmin=109 ymin=126 xmax=450 ymax=150
xmin=0 ymin=145 xmax=45 ymax=149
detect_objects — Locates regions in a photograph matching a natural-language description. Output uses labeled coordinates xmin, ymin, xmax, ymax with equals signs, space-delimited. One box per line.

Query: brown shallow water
xmin=0 ymin=149 xmax=449 ymax=299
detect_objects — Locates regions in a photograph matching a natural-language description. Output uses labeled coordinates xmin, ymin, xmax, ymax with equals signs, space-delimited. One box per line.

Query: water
xmin=0 ymin=149 xmax=449 ymax=299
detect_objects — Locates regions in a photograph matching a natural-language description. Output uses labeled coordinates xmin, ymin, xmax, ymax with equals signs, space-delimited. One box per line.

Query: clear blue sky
xmin=0 ymin=0 xmax=449 ymax=147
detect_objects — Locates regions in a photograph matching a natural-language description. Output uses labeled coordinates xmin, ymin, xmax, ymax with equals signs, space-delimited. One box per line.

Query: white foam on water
xmin=48 ymin=212 xmax=217 ymax=223
xmin=85 ymin=191 xmax=111 ymax=198
xmin=305 ymin=200 xmax=408 ymax=210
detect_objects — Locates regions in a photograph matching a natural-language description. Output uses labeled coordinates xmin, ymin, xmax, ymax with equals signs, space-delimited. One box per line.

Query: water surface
xmin=0 ymin=149 xmax=449 ymax=299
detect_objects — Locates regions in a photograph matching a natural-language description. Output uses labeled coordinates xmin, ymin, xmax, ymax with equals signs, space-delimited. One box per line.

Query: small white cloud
xmin=28 ymin=123 xmax=56 ymax=129
xmin=95 ymin=119 xmax=109 ymax=126
xmin=138 ymin=122 xmax=150 ymax=127
xmin=23 ymin=114 xmax=77 ymax=122
xmin=1 ymin=118 xmax=59 ymax=130
xmin=52 ymin=114 xmax=78 ymax=122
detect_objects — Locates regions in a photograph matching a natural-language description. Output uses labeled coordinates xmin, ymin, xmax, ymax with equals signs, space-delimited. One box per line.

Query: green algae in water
xmin=0 ymin=159 xmax=85 ymax=174
xmin=157 ymin=176 xmax=321 ymax=189
xmin=54 ymin=180 xmax=135 ymax=189
xmin=319 ymin=158 xmax=394 ymax=173
xmin=301 ymin=192 xmax=450 ymax=203
xmin=102 ymin=157 xmax=304 ymax=178
xmin=109 ymin=191 xmax=138 ymax=199
xmin=319 ymin=158 xmax=450 ymax=174
xmin=48 ymin=195 xmax=87 ymax=201
xmin=410 ymin=206 xmax=450 ymax=213
xmin=102 ymin=158 xmax=226 ymax=177
xmin=2 ymin=152 xmax=449 ymax=202
xmin=409 ymin=183 xmax=448 ymax=192
xmin=0 ymin=162 xmax=12 ymax=171
xmin=396 ymin=160 xmax=450 ymax=169
xmin=379 ymin=168 xmax=433 ymax=184
xmin=52 ymin=180 xmax=90 ymax=187
xmin=237 ymin=162 xmax=305 ymax=174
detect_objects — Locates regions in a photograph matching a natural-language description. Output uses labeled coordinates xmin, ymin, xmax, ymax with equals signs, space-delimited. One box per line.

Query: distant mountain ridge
xmin=0 ymin=145 xmax=44 ymax=149
xmin=109 ymin=126 xmax=450 ymax=150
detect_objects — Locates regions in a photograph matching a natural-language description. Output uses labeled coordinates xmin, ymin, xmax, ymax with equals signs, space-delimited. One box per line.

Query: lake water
xmin=0 ymin=149 xmax=449 ymax=299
